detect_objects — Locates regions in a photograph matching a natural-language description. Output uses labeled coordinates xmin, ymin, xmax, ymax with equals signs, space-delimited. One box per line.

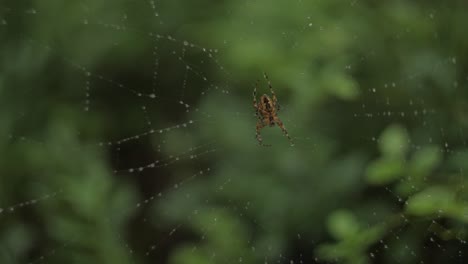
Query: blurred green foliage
xmin=1 ymin=0 xmax=468 ymax=264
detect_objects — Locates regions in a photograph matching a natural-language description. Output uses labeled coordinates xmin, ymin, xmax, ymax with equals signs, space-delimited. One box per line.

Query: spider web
xmin=1 ymin=0 xmax=467 ymax=264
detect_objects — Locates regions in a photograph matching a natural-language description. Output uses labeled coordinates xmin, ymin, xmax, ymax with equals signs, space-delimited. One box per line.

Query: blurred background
xmin=1 ymin=0 xmax=468 ymax=263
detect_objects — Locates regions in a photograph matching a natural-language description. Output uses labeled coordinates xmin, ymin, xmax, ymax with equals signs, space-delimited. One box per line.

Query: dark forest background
xmin=1 ymin=0 xmax=468 ymax=263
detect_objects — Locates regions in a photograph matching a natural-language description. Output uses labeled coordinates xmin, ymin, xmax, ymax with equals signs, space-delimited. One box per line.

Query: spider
xmin=253 ymin=72 xmax=294 ymax=147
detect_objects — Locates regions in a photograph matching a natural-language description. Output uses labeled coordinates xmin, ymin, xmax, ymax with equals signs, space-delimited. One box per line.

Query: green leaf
xmin=328 ymin=210 xmax=360 ymax=240
xmin=405 ymin=186 xmax=456 ymax=216
xmin=324 ymin=72 xmax=360 ymax=100
xmin=409 ymin=146 xmax=441 ymax=177
xmin=379 ymin=124 xmax=409 ymax=158
xmin=170 ymin=245 xmax=209 ymax=264
xmin=366 ymin=158 xmax=404 ymax=185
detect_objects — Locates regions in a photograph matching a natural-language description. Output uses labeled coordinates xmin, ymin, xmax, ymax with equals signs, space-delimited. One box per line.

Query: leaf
xmin=379 ymin=124 xmax=409 ymax=158
xmin=328 ymin=210 xmax=360 ymax=240
xmin=323 ymin=71 xmax=360 ymax=101
xmin=405 ymin=186 xmax=456 ymax=216
xmin=409 ymin=146 xmax=441 ymax=178
xmin=366 ymin=158 xmax=404 ymax=185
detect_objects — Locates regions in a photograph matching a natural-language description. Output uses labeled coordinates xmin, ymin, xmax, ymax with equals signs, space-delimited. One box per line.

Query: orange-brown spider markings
xmin=253 ymin=72 xmax=294 ymax=147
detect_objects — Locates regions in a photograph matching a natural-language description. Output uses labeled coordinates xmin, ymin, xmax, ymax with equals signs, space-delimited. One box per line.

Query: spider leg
xmin=253 ymin=81 xmax=258 ymax=108
xmin=263 ymin=72 xmax=278 ymax=105
xmin=253 ymin=80 xmax=260 ymax=118
xmin=274 ymin=117 xmax=294 ymax=146
xmin=256 ymin=121 xmax=270 ymax=147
